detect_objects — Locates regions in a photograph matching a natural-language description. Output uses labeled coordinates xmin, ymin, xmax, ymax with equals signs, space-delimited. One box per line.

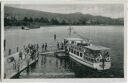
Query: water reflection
xmin=20 ymin=53 xmax=123 ymax=78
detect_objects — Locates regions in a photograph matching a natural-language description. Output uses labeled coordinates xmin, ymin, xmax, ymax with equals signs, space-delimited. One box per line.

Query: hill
xmin=4 ymin=6 xmax=124 ymax=26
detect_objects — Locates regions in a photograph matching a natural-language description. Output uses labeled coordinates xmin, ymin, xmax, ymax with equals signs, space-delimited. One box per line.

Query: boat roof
xmin=84 ymin=45 xmax=110 ymax=51
xmin=64 ymin=38 xmax=83 ymax=41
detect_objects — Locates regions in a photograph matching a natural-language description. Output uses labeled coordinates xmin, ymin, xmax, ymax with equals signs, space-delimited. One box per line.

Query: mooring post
xmin=17 ymin=47 xmax=19 ymax=52
xmin=4 ymin=39 xmax=6 ymax=51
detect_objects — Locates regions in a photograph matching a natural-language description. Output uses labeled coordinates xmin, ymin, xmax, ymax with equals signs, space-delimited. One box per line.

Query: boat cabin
xmin=84 ymin=45 xmax=110 ymax=60
xmin=64 ymin=38 xmax=90 ymax=46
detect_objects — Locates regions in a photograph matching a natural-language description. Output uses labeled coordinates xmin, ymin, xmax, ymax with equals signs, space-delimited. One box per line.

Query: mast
xmin=68 ymin=25 xmax=72 ymax=37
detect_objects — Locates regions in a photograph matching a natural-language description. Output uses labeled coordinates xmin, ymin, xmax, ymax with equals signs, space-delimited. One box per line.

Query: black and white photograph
xmin=4 ymin=3 xmax=124 ymax=79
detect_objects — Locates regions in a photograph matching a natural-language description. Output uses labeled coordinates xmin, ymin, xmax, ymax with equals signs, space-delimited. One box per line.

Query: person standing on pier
xmin=54 ymin=34 xmax=56 ymax=40
xmin=45 ymin=43 xmax=47 ymax=51
xmin=61 ymin=42 xmax=64 ymax=50
xmin=42 ymin=43 xmax=44 ymax=52
xmin=8 ymin=49 xmax=11 ymax=55
xmin=57 ymin=42 xmax=60 ymax=49
xmin=37 ymin=44 xmax=39 ymax=51
xmin=19 ymin=51 xmax=23 ymax=60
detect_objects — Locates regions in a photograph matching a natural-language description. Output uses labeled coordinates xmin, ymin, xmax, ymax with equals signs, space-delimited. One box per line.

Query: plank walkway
xmin=39 ymin=50 xmax=65 ymax=55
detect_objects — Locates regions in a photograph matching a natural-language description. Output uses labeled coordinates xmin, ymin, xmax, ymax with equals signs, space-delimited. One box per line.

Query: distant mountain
xmin=4 ymin=6 xmax=124 ymax=26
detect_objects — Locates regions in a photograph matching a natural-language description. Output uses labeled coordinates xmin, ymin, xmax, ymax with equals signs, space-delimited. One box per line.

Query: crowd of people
xmin=22 ymin=43 xmax=39 ymax=60
xmin=57 ymin=42 xmax=64 ymax=50
xmin=41 ymin=43 xmax=48 ymax=52
xmin=8 ymin=41 xmax=65 ymax=63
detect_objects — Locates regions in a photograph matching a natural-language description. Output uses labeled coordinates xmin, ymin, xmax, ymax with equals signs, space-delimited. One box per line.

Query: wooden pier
xmin=4 ymin=49 xmax=66 ymax=78
xmin=4 ymin=52 xmax=39 ymax=79
xmin=4 ymin=42 xmax=66 ymax=79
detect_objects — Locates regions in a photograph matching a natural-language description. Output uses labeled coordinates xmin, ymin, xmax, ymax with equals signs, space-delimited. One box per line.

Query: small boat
xmin=21 ymin=26 xmax=30 ymax=30
xmin=64 ymin=37 xmax=111 ymax=70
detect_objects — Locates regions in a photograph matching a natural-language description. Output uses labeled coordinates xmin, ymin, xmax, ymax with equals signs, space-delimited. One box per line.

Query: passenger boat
xmin=64 ymin=38 xmax=111 ymax=70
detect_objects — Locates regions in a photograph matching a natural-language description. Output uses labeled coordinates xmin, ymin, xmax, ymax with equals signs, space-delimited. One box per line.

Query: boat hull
xmin=69 ymin=52 xmax=111 ymax=70
xmin=69 ymin=52 xmax=95 ymax=69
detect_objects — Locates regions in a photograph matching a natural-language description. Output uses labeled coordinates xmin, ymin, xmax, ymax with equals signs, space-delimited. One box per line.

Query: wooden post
xmin=4 ymin=39 xmax=6 ymax=51
xmin=17 ymin=47 xmax=19 ymax=52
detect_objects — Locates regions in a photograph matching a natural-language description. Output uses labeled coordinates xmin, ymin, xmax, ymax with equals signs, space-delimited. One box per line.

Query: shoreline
xmin=4 ymin=25 xmax=124 ymax=30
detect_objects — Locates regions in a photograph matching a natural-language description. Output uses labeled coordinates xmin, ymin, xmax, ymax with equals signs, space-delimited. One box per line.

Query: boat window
xmin=77 ymin=52 xmax=79 ymax=56
xmin=85 ymin=57 xmax=88 ymax=60
xmin=80 ymin=53 xmax=82 ymax=57
xmin=88 ymin=58 xmax=90 ymax=61
xmin=71 ymin=49 xmax=73 ymax=53
xmin=74 ymin=50 xmax=76 ymax=54
xmin=91 ymin=59 xmax=94 ymax=62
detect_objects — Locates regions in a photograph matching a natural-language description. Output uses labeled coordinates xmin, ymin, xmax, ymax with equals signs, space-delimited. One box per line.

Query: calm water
xmin=5 ymin=25 xmax=124 ymax=78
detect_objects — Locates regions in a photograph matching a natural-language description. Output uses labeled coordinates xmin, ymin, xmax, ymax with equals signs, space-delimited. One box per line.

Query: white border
xmin=0 ymin=1 xmax=1 ymax=81
xmin=1 ymin=0 xmax=127 ymax=83
xmin=2 ymin=0 xmax=126 ymax=4
xmin=1 ymin=0 xmax=4 ymax=81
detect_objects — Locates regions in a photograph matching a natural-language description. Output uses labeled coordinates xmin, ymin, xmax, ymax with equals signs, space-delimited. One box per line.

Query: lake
xmin=4 ymin=25 xmax=124 ymax=78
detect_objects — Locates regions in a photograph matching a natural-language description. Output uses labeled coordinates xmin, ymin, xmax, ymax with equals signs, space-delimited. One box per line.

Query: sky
xmin=6 ymin=4 xmax=124 ymax=18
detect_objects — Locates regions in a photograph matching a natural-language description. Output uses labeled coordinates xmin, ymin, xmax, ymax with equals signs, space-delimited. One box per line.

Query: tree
xmin=50 ymin=18 xmax=59 ymax=25
xmin=39 ymin=17 xmax=45 ymax=23
xmin=29 ymin=17 xmax=33 ymax=22
xmin=60 ymin=20 xmax=66 ymax=25
xmin=22 ymin=17 xmax=29 ymax=26
xmin=39 ymin=17 xmax=49 ymax=24
xmin=23 ymin=17 xmax=29 ymax=22
xmin=34 ymin=18 xmax=40 ymax=22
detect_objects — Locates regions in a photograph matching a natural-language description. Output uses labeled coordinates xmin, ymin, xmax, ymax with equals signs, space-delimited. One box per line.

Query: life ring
xmin=7 ymin=57 xmax=15 ymax=63
xmin=106 ymin=57 xmax=111 ymax=61
xmin=96 ymin=58 xmax=100 ymax=62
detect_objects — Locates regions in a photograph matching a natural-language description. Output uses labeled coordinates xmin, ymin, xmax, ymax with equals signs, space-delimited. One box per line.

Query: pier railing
xmin=4 ymin=49 xmax=39 ymax=79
